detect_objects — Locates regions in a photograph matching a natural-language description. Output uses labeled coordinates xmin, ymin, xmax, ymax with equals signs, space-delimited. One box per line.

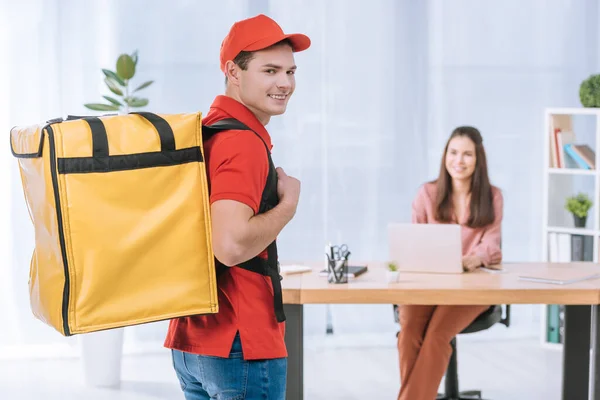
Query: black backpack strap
xmin=251 ymin=151 xmax=283 ymax=321
xmin=235 ymin=241 xmax=284 ymax=322
xmin=203 ymin=118 xmax=250 ymax=139
xmin=203 ymin=118 xmax=285 ymax=322
xmin=266 ymin=242 xmax=285 ymax=322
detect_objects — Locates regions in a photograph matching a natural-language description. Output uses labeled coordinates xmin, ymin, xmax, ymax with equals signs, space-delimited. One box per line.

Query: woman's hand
xmin=462 ymin=255 xmax=483 ymax=272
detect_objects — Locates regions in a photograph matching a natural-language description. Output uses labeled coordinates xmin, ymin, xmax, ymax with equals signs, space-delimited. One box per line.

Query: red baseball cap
xmin=220 ymin=14 xmax=311 ymax=72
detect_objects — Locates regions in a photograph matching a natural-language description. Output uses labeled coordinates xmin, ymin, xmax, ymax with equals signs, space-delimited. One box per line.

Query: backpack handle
xmin=129 ymin=112 xmax=176 ymax=152
xmin=82 ymin=112 xmax=176 ymax=158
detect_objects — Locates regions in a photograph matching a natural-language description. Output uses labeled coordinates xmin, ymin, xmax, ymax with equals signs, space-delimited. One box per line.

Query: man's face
xmin=237 ymin=44 xmax=296 ymax=122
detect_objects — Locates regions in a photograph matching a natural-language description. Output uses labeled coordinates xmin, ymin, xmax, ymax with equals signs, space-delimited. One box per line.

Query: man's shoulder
xmin=204 ymin=127 xmax=266 ymax=155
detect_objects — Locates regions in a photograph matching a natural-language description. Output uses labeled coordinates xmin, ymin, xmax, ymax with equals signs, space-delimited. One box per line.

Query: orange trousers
xmin=396 ymin=305 xmax=489 ymax=400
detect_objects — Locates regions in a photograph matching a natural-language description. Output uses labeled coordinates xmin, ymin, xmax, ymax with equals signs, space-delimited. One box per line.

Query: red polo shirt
xmin=164 ymin=95 xmax=287 ymax=360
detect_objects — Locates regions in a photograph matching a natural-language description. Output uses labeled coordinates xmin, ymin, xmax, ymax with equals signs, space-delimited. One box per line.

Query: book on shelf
xmin=548 ymin=114 xmax=596 ymax=169
xmin=547 ymin=304 xmax=561 ymax=343
xmin=558 ymin=305 xmax=565 ymax=344
xmin=547 ymin=304 xmax=565 ymax=344
xmin=570 ymin=234 xmax=593 ymax=261
xmin=548 ymin=232 xmax=593 ymax=262
xmin=556 ymin=130 xmax=576 ymax=168
xmin=546 ymin=231 xmax=593 ymax=345
xmin=570 ymin=144 xmax=595 ymax=169
xmin=549 ymin=114 xmax=572 ymax=168
xmin=564 ymin=143 xmax=594 ymax=169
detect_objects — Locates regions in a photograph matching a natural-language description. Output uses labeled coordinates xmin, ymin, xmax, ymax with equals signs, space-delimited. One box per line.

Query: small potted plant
xmin=565 ymin=193 xmax=593 ymax=228
xmin=580 ymin=74 xmax=600 ymax=107
xmin=386 ymin=262 xmax=399 ymax=283
xmin=84 ymin=50 xmax=154 ymax=114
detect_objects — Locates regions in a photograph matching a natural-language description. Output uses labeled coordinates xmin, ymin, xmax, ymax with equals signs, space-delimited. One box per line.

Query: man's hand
xmin=210 ymin=167 xmax=301 ymax=267
xmin=276 ymin=167 xmax=300 ymax=216
xmin=462 ymin=255 xmax=483 ymax=272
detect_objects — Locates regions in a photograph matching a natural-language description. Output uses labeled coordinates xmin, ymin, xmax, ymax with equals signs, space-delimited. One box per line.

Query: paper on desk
xmin=280 ymin=265 xmax=313 ymax=275
xmin=518 ymin=272 xmax=600 ymax=285
xmin=480 ymin=266 xmax=505 ymax=274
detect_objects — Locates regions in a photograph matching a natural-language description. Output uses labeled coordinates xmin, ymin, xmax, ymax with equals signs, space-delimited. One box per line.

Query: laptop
xmin=388 ymin=223 xmax=463 ymax=274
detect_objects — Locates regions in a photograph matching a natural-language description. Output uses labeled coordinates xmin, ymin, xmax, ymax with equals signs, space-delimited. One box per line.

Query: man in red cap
xmin=165 ymin=14 xmax=310 ymax=400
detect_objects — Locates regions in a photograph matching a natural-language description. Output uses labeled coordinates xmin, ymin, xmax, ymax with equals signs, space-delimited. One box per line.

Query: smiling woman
xmin=435 ymin=126 xmax=496 ymax=228
xmin=397 ymin=125 xmax=503 ymax=400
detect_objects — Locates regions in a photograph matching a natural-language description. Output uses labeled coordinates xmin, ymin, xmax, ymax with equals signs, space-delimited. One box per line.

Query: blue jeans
xmin=171 ymin=333 xmax=287 ymax=400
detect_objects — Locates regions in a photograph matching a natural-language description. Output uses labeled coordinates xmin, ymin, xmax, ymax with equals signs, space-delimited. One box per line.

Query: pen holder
xmin=327 ymin=257 xmax=348 ymax=284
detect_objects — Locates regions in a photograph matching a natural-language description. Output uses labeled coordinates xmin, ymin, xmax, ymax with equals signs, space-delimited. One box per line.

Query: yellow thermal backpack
xmin=10 ymin=112 xmax=225 ymax=336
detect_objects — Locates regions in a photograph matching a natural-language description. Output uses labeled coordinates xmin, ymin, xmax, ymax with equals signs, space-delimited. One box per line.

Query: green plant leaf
xmin=133 ymin=80 xmax=154 ymax=92
xmin=116 ymin=54 xmax=136 ymax=80
xmin=102 ymin=69 xmax=125 ymax=86
xmin=129 ymin=98 xmax=149 ymax=107
xmin=104 ymin=78 xmax=124 ymax=96
xmin=84 ymin=103 xmax=121 ymax=111
xmin=131 ymin=50 xmax=139 ymax=66
xmin=580 ymin=74 xmax=600 ymax=108
xmin=102 ymin=95 xmax=123 ymax=106
xmin=565 ymin=193 xmax=593 ymax=217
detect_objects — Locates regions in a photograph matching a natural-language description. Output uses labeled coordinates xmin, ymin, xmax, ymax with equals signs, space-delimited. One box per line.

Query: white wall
xmin=2 ymin=0 xmax=599 ymax=354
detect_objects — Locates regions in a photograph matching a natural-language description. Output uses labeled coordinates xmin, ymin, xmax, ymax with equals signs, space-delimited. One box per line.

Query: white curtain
xmin=2 ymin=0 xmax=599 ymax=356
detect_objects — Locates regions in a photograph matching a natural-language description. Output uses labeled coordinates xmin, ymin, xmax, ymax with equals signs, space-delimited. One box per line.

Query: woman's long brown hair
xmin=433 ymin=126 xmax=495 ymax=228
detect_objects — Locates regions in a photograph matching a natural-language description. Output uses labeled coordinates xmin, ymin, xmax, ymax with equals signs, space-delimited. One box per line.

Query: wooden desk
xmin=281 ymin=262 xmax=600 ymax=400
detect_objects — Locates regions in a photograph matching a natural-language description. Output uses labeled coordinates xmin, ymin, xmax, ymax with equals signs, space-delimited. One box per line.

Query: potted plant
xmin=386 ymin=262 xmax=399 ymax=283
xmin=80 ymin=328 xmax=124 ymax=388
xmin=565 ymin=193 xmax=593 ymax=228
xmin=84 ymin=50 xmax=154 ymax=114
xmin=580 ymin=74 xmax=600 ymax=108
xmin=78 ymin=51 xmax=154 ymax=389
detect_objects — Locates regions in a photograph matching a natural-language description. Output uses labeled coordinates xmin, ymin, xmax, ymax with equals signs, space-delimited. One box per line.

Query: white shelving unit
xmin=540 ymin=107 xmax=600 ymax=349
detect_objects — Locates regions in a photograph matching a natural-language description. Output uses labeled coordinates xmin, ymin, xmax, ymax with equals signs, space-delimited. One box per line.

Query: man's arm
xmin=211 ymin=167 xmax=300 ymax=266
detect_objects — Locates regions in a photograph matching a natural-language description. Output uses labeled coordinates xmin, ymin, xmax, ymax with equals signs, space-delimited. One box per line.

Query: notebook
xmin=280 ymin=265 xmax=313 ymax=275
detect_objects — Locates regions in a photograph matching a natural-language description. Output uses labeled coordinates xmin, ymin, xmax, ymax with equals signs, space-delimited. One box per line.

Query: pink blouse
xmin=411 ymin=182 xmax=503 ymax=266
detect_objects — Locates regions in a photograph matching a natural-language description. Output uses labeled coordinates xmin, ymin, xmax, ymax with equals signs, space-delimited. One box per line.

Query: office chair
xmin=393 ymin=304 xmax=511 ymax=400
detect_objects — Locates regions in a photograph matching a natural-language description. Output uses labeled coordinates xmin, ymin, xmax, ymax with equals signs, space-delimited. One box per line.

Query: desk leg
xmin=562 ymin=305 xmax=591 ymax=400
xmin=591 ymin=305 xmax=600 ymax=400
xmin=284 ymin=304 xmax=304 ymax=400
